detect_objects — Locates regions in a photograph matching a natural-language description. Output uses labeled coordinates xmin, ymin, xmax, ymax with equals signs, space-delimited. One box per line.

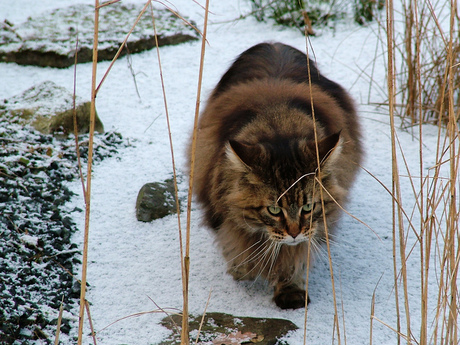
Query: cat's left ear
xmin=226 ymin=139 xmax=264 ymax=170
xmin=309 ymin=131 xmax=343 ymax=167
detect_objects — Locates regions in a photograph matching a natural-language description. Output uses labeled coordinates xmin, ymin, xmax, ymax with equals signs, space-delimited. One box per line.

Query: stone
xmin=0 ymin=3 xmax=199 ymax=68
xmin=159 ymin=312 xmax=298 ymax=345
xmin=0 ymin=81 xmax=104 ymax=136
xmin=136 ymin=179 xmax=178 ymax=222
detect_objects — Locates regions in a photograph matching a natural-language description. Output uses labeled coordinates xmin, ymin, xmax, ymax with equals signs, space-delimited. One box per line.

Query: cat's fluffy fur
xmin=190 ymin=42 xmax=362 ymax=309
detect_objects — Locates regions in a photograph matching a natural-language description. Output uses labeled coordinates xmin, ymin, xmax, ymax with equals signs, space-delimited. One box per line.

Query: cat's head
xmin=225 ymin=132 xmax=344 ymax=245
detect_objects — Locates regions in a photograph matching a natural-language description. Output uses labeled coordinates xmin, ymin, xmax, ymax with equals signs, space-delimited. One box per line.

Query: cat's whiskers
xmin=325 ymin=234 xmax=340 ymax=246
xmin=251 ymin=241 xmax=280 ymax=285
xmin=309 ymin=238 xmax=330 ymax=263
xmin=235 ymin=240 xmax=274 ymax=281
xmin=266 ymin=242 xmax=282 ymax=281
xmin=225 ymin=238 xmax=266 ymax=264
xmin=231 ymin=237 xmax=271 ymax=269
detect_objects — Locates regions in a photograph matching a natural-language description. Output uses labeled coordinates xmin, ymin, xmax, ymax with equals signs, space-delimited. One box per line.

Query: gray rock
xmin=136 ymin=179 xmax=179 ymax=222
xmin=159 ymin=312 xmax=298 ymax=345
xmin=0 ymin=81 xmax=104 ymax=136
xmin=0 ymin=3 xmax=199 ymax=68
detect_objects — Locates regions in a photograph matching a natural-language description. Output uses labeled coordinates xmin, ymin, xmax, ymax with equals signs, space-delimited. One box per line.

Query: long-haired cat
xmin=191 ymin=42 xmax=362 ymax=309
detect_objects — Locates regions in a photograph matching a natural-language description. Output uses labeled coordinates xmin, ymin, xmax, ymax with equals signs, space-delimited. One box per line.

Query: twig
xmin=97 ymin=0 xmax=121 ymax=9
xmin=54 ymin=296 xmax=65 ymax=345
xmin=147 ymin=296 xmax=181 ymax=336
xmin=97 ymin=307 xmax=181 ymax=334
xmin=72 ymin=32 xmax=87 ymax=203
xmin=124 ymin=44 xmax=142 ymax=100
xmin=85 ymin=300 xmax=98 ymax=345
xmin=194 ymin=289 xmax=213 ymax=345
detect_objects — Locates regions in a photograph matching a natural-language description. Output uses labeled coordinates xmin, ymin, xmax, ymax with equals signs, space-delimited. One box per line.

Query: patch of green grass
xmin=248 ymin=0 xmax=383 ymax=32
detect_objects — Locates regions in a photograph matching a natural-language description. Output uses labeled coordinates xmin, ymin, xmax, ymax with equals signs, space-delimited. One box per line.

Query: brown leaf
xmin=212 ymin=331 xmax=259 ymax=345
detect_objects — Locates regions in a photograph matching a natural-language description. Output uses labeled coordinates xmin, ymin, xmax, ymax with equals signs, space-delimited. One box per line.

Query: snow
xmin=19 ymin=234 xmax=39 ymax=247
xmin=0 ymin=1 xmax=452 ymax=344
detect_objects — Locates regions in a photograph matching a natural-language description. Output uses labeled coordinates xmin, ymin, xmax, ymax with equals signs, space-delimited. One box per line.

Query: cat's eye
xmin=302 ymin=203 xmax=313 ymax=213
xmin=267 ymin=206 xmax=282 ymax=216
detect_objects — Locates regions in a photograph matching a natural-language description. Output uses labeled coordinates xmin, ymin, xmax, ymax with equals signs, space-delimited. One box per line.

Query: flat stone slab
xmin=0 ymin=3 xmax=199 ymax=68
xmin=159 ymin=312 xmax=298 ymax=345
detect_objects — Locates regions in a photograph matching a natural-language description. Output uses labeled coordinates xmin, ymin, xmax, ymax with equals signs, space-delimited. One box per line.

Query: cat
xmin=190 ymin=42 xmax=362 ymax=309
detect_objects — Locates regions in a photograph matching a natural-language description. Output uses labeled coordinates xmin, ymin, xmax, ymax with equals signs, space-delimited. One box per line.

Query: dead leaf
xmin=212 ymin=331 xmax=258 ymax=345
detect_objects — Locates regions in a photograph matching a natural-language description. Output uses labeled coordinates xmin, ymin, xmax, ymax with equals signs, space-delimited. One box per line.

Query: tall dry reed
xmin=77 ymin=0 xmax=101 ymax=343
xmin=376 ymin=1 xmax=460 ymax=344
xmin=397 ymin=0 xmax=460 ymax=126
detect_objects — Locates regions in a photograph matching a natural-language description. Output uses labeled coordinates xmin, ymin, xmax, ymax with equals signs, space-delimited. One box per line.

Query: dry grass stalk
xmin=302 ymin=10 xmax=315 ymax=36
xmin=385 ymin=1 xmax=407 ymax=344
xmin=77 ymin=0 xmax=100 ymax=343
xmin=301 ymin=34 xmax=314 ymax=334
xmin=146 ymin=2 xmax=188 ymax=343
xmin=184 ymin=1 xmax=210 ymax=344
xmin=148 ymin=0 xmax=185 ymax=291
xmin=303 ymin=34 xmax=343 ymax=343
xmin=442 ymin=4 xmax=459 ymax=341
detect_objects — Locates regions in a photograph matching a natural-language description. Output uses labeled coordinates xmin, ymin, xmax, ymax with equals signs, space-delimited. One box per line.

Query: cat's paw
xmin=274 ymin=285 xmax=310 ymax=309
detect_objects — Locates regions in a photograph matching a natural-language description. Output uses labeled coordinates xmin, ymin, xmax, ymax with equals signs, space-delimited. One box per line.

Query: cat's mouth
xmin=273 ymin=234 xmax=310 ymax=246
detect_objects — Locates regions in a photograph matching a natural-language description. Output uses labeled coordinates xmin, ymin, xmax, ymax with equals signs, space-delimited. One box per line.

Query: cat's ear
xmin=226 ymin=139 xmax=264 ymax=170
xmin=309 ymin=131 xmax=342 ymax=167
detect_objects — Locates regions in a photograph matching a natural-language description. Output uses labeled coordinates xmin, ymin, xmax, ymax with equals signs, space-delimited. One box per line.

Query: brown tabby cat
xmin=191 ymin=42 xmax=362 ymax=309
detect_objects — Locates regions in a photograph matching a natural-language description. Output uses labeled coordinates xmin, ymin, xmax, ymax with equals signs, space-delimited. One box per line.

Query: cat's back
xmin=211 ymin=42 xmax=354 ymax=114
xmin=210 ymin=42 xmax=313 ymax=97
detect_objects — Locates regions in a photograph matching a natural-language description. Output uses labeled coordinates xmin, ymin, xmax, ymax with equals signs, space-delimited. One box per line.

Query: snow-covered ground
xmin=1 ymin=1 xmax=449 ymax=344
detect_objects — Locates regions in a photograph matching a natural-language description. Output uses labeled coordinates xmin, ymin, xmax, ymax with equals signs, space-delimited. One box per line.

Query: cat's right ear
xmin=307 ymin=131 xmax=343 ymax=168
xmin=226 ymin=140 xmax=263 ymax=170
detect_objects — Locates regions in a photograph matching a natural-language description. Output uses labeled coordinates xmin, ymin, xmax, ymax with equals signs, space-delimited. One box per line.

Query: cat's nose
xmin=287 ymin=225 xmax=301 ymax=238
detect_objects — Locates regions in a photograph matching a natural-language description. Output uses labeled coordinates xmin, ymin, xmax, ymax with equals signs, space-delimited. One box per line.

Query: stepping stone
xmin=0 ymin=80 xmax=104 ymax=136
xmin=160 ymin=312 xmax=298 ymax=345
